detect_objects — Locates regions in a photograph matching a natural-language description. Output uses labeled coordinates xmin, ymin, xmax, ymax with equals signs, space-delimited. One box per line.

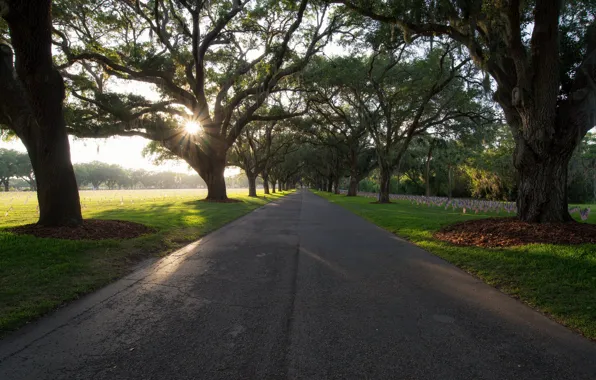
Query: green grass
xmin=314 ymin=191 xmax=596 ymax=340
xmin=0 ymin=188 xmax=291 ymax=335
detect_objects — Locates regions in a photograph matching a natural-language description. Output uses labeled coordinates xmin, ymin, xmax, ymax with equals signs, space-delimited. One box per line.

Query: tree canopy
xmin=52 ymin=0 xmax=346 ymax=200
xmin=1 ymin=0 xmax=595 ymax=226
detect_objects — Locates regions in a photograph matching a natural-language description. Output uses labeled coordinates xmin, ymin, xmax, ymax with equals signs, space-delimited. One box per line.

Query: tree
xmin=75 ymin=162 xmax=110 ymax=189
xmin=462 ymin=126 xmax=517 ymax=201
xmin=303 ymin=56 xmax=378 ymax=196
xmin=311 ymin=41 xmax=492 ymax=202
xmin=0 ymin=0 xmax=82 ymax=226
xmin=54 ymin=0 xmax=343 ymax=201
xmin=13 ymin=151 xmax=36 ymax=190
xmin=336 ymin=0 xmax=596 ymax=221
xmin=569 ymin=132 xmax=596 ymax=202
xmin=0 ymin=148 xmax=18 ymax=191
xmin=229 ymin=119 xmax=296 ymax=197
xmin=269 ymin=145 xmax=306 ymax=191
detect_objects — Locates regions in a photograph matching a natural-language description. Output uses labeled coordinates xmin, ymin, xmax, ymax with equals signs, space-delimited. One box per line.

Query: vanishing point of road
xmin=1 ymin=191 xmax=595 ymax=379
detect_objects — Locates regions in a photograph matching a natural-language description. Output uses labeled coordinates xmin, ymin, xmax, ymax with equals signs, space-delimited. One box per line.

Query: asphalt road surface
xmin=1 ymin=190 xmax=596 ymax=379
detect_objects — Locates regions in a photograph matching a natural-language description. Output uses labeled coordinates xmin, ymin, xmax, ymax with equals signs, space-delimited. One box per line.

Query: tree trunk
xmin=262 ymin=172 xmax=270 ymax=195
xmin=378 ymin=166 xmax=391 ymax=203
xmin=333 ymin=177 xmax=340 ymax=194
xmin=489 ymin=4 xmax=591 ymax=223
xmin=247 ymin=173 xmax=257 ymax=197
xmin=347 ymin=152 xmax=359 ymax=196
xmin=448 ymin=166 xmax=453 ymax=199
xmin=326 ymin=176 xmax=333 ymax=192
xmin=425 ymin=142 xmax=434 ymax=197
xmin=425 ymin=161 xmax=431 ymax=197
xmin=347 ymin=176 xmax=358 ymax=196
xmin=25 ymin=134 xmax=83 ymax=226
xmin=593 ymin=175 xmax=596 ymax=203
xmin=3 ymin=180 xmax=8 ymax=192
xmin=195 ymin=154 xmax=227 ymax=201
xmin=496 ymin=95 xmax=580 ymax=223
xmin=1 ymin=0 xmax=83 ymax=226
xmin=516 ymin=149 xmax=574 ymax=222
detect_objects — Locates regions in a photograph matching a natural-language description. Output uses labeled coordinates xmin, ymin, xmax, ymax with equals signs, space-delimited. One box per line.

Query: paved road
xmin=1 ymin=191 xmax=596 ymax=379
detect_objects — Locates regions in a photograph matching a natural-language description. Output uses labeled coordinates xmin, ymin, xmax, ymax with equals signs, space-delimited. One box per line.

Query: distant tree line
xmin=313 ymin=129 xmax=596 ymax=204
xmin=72 ymin=162 xmax=206 ymax=190
xmin=0 ymin=149 xmax=36 ymax=192
xmin=0 ymin=154 xmax=270 ymax=192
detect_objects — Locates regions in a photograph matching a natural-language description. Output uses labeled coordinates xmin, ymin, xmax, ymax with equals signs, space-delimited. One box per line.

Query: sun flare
xmin=185 ymin=121 xmax=202 ymax=134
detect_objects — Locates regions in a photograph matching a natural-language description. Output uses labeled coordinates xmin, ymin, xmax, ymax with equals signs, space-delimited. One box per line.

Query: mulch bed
xmin=435 ymin=217 xmax=596 ymax=247
xmin=8 ymin=219 xmax=155 ymax=241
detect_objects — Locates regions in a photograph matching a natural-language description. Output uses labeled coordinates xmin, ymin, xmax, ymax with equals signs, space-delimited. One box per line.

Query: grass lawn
xmin=0 ymin=188 xmax=291 ymax=336
xmin=314 ymin=191 xmax=596 ymax=340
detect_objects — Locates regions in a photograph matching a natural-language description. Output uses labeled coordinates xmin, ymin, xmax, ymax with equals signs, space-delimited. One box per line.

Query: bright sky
xmin=0 ymin=136 xmax=241 ymax=177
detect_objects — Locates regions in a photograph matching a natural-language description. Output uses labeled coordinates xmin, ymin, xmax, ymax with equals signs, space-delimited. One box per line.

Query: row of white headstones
xmin=339 ymin=191 xmax=592 ymax=221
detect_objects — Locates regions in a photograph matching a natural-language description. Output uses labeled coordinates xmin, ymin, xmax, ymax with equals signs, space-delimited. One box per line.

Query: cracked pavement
xmin=1 ymin=190 xmax=596 ymax=379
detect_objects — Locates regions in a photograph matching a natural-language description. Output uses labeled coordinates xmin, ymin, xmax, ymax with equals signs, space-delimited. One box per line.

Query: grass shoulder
xmin=313 ymin=190 xmax=596 ymax=340
xmin=0 ymin=189 xmax=292 ymax=336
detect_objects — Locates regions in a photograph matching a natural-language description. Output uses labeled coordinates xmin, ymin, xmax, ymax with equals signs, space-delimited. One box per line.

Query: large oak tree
xmin=54 ymin=0 xmax=343 ymax=200
xmin=336 ymin=0 xmax=596 ymax=222
xmin=0 ymin=0 xmax=82 ymax=226
xmin=308 ymin=43 xmax=492 ymax=203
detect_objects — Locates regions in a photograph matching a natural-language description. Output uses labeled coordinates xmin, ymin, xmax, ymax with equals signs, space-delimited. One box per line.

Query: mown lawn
xmin=0 ymin=189 xmax=291 ymax=335
xmin=314 ymin=191 xmax=596 ymax=340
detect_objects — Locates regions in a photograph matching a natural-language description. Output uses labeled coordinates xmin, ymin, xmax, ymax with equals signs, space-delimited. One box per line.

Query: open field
xmin=315 ymin=191 xmax=596 ymax=340
xmin=0 ymin=189 xmax=290 ymax=335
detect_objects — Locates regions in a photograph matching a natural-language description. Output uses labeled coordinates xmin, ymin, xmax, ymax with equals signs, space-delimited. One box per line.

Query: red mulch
xmin=434 ymin=217 xmax=596 ymax=248
xmin=8 ymin=219 xmax=155 ymax=241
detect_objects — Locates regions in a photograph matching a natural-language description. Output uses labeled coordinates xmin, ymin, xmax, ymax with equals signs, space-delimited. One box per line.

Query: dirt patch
xmin=435 ymin=217 xmax=596 ymax=247
xmin=8 ymin=219 xmax=155 ymax=240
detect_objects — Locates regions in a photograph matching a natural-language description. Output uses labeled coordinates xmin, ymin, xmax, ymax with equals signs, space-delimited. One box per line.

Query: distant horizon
xmin=0 ymin=136 xmax=241 ymax=177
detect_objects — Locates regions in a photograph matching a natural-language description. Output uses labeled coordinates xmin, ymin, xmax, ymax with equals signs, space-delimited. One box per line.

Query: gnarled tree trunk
xmin=497 ymin=85 xmax=581 ymax=223
xmin=447 ymin=165 xmax=453 ymax=199
xmin=166 ymin=132 xmax=229 ymax=201
xmin=333 ymin=177 xmax=340 ymax=194
xmin=262 ymin=172 xmax=270 ymax=195
xmin=203 ymin=159 xmax=227 ymax=201
xmin=378 ymin=165 xmax=391 ymax=203
xmin=425 ymin=142 xmax=434 ymax=197
xmin=247 ymin=173 xmax=257 ymax=197
xmin=492 ymin=2 xmax=589 ymax=223
xmin=22 ymin=128 xmax=83 ymax=226
xmin=192 ymin=150 xmax=227 ymax=201
xmin=1 ymin=0 xmax=82 ymax=226
xmin=514 ymin=134 xmax=574 ymax=222
xmin=347 ymin=176 xmax=358 ymax=196
xmin=347 ymin=152 xmax=360 ymax=196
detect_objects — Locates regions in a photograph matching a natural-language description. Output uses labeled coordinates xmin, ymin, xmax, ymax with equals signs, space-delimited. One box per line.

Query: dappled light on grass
xmin=315 ymin=191 xmax=596 ymax=340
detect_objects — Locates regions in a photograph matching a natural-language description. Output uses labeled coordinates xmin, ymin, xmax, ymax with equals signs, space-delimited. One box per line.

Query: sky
xmin=0 ymin=136 xmax=242 ymax=177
